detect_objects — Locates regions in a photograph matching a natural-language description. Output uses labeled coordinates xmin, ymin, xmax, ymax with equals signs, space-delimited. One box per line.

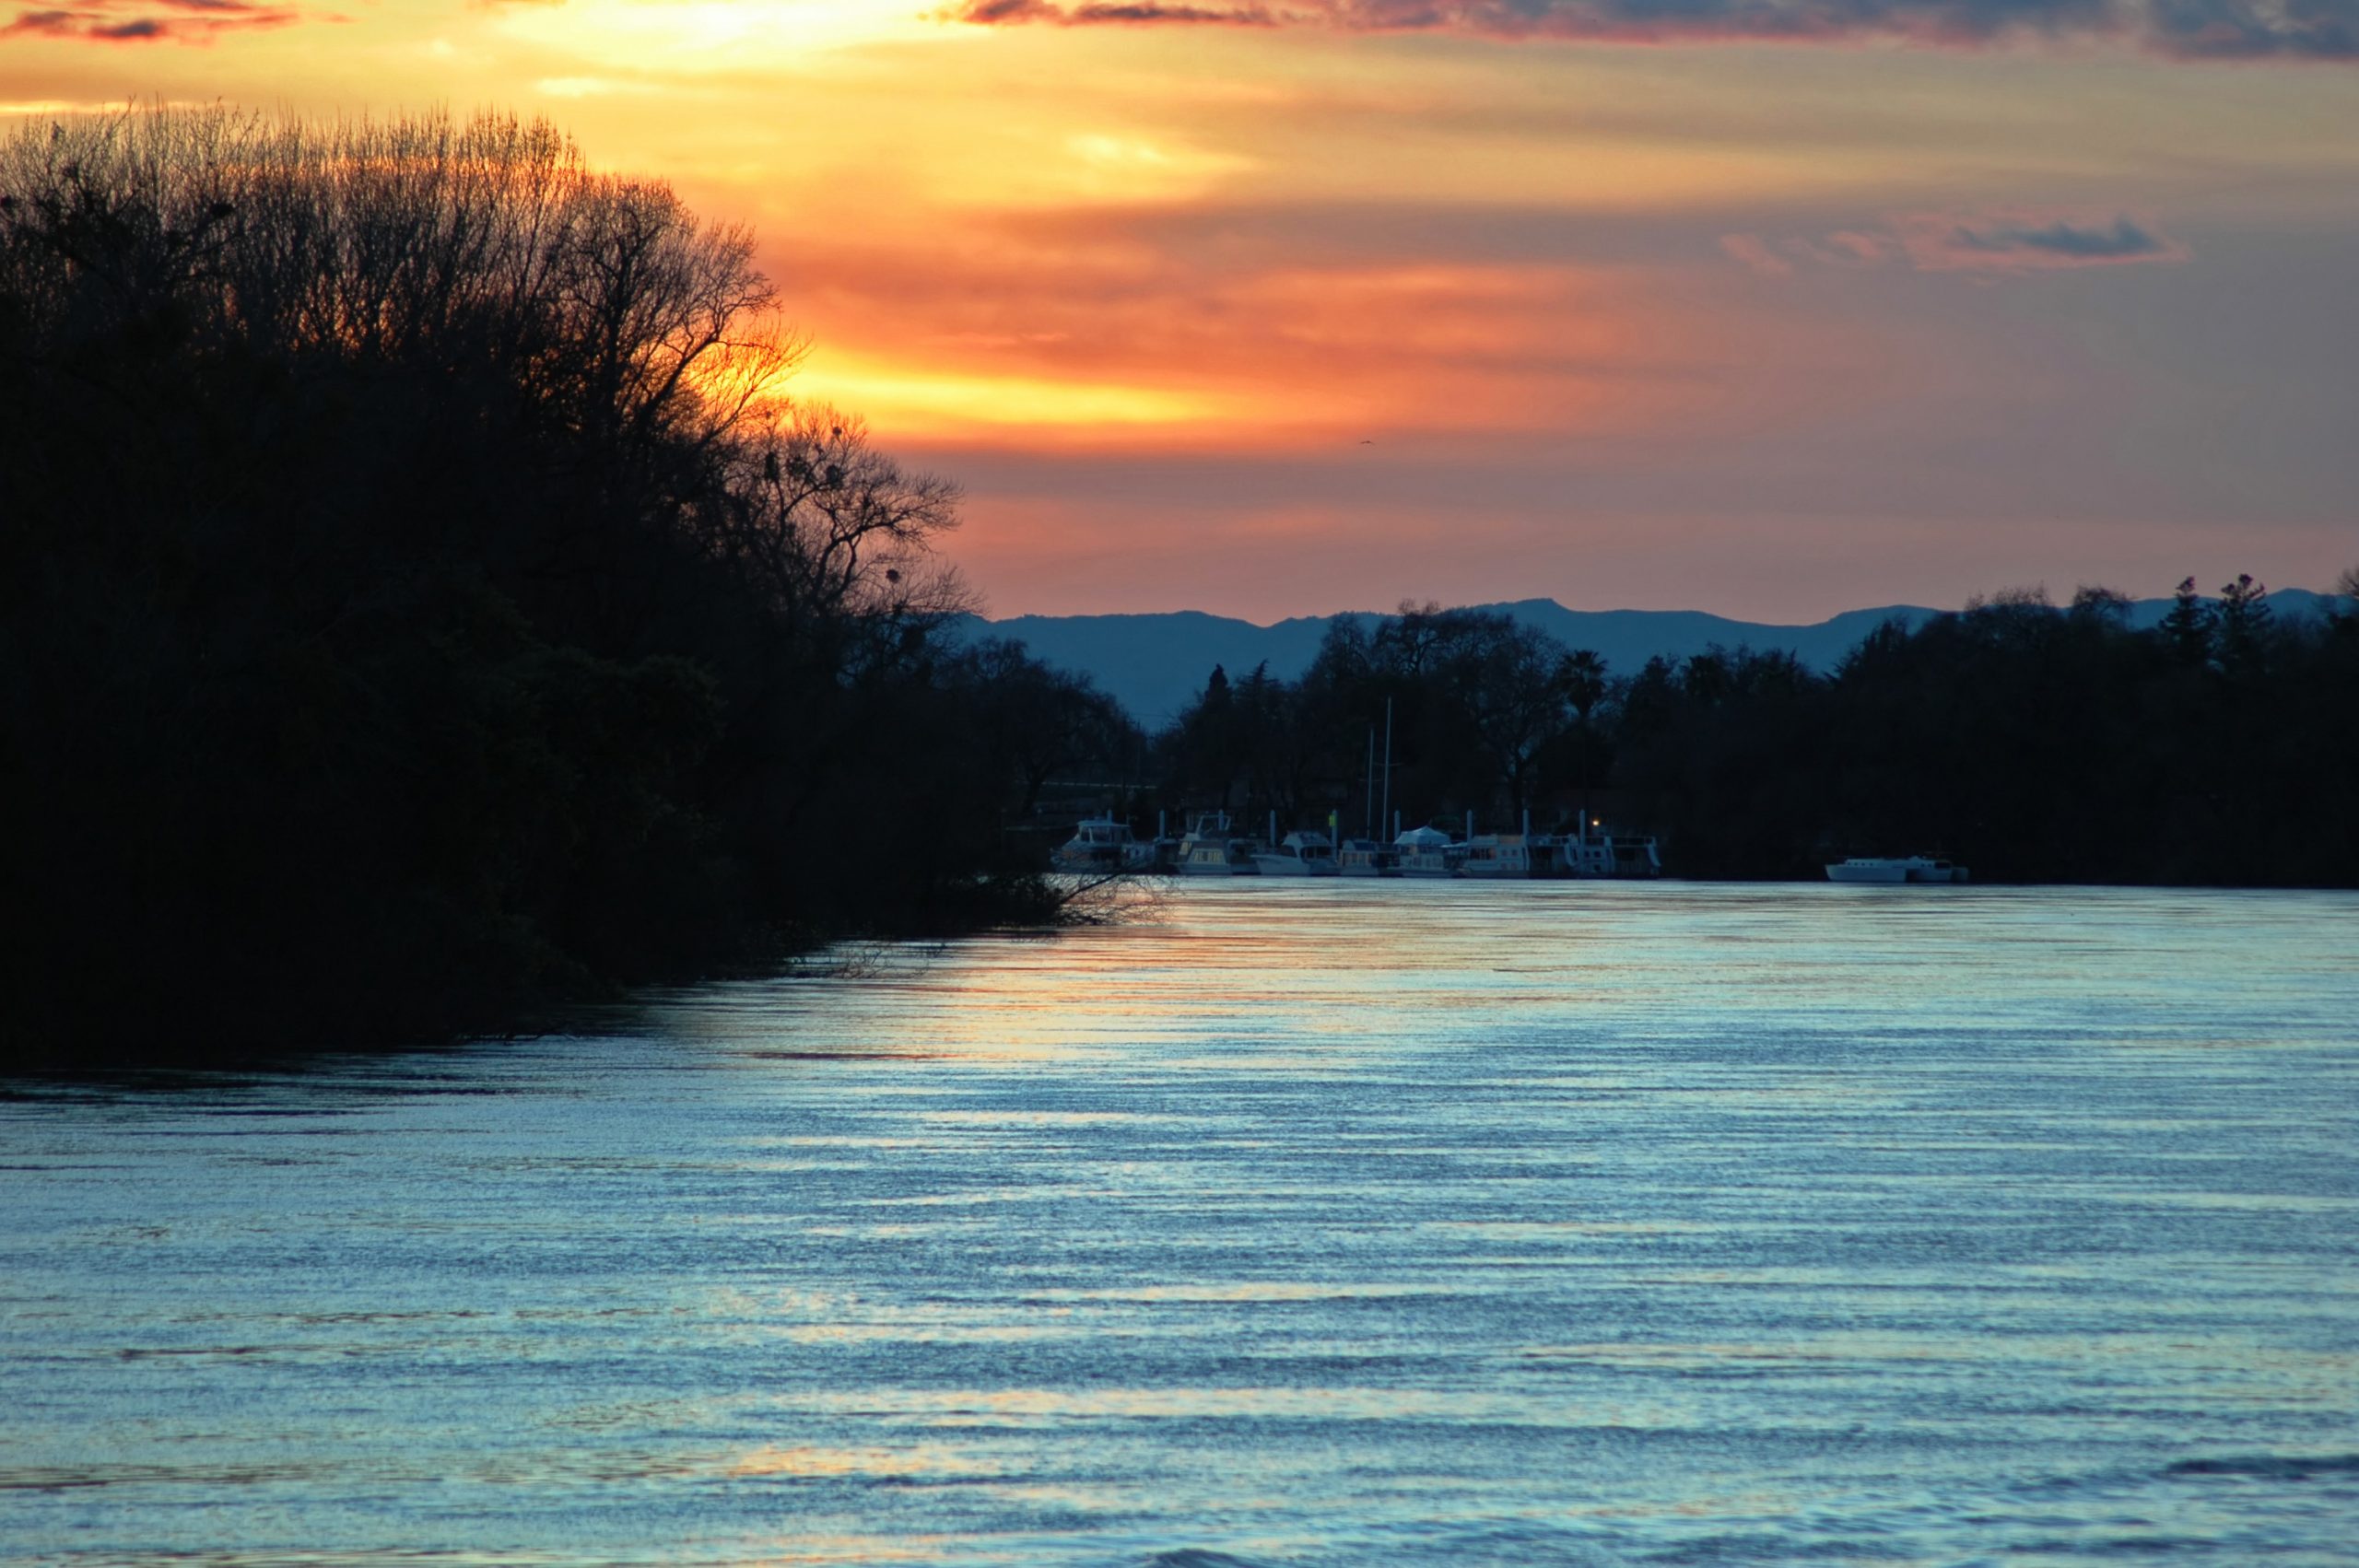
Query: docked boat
xmin=1393 ymin=825 xmax=1465 ymax=878
xmin=1461 ymin=834 xmax=1542 ymax=878
xmin=1336 ymin=837 xmax=1401 ymax=877
xmin=1254 ymin=830 xmax=1340 ymax=877
xmin=1051 ymin=816 xmax=1156 ymax=873
xmin=1555 ymin=825 xmax=1662 ymax=879
xmin=1174 ymin=812 xmax=1261 ymax=875
xmin=1826 ymin=855 xmax=1968 ymax=884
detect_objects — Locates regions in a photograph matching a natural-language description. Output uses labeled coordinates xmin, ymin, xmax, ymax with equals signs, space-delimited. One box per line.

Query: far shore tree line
xmin=1071 ymin=580 xmax=2358 ymax=885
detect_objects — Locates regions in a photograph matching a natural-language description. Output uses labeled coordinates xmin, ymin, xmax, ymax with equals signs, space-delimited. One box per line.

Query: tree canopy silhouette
xmin=0 ymin=107 xmax=1116 ymax=1069
xmin=1142 ymin=584 xmax=2359 ymax=883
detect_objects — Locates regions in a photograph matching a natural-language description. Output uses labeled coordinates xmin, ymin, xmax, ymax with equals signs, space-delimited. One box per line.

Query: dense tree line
xmin=0 ymin=108 xmax=1128 ymax=1068
xmin=1156 ymin=607 xmax=1610 ymax=836
xmin=1148 ymin=583 xmax=2359 ymax=884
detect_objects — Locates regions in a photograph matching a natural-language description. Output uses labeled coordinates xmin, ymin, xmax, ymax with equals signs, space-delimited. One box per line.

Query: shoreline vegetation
xmin=1 ymin=108 xmax=1132 ymax=1071
xmin=5 ymin=108 xmax=2353 ymax=1071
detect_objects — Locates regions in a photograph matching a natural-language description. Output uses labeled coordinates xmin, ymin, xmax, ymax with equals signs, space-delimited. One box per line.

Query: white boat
xmin=1555 ymin=825 xmax=1662 ymax=879
xmin=1461 ymin=834 xmax=1542 ymax=879
xmin=1393 ymin=825 xmax=1465 ymax=878
xmin=1254 ymin=830 xmax=1340 ymax=877
xmin=1826 ymin=855 xmax=1968 ymax=884
xmin=1335 ymin=837 xmax=1400 ymax=877
xmin=1174 ymin=813 xmax=1260 ymax=875
xmin=1051 ymin=816 xmax=1156 ymax=873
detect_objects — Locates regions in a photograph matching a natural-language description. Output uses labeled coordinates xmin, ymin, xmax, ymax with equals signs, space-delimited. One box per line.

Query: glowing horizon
xmin=6 ymin=2 xmax=2354 ymax=619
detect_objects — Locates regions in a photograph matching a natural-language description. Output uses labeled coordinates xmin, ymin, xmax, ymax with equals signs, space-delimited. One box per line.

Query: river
xmin=4 ymin=883 xmax=2355 ymax=1565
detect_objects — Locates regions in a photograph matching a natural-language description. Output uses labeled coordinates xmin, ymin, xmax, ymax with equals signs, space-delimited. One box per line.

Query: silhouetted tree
xmin=2159 ymin=577 xmax=2217 ymax=666
xmin=2214 ymin=573 xmax=2274 ymax=675
xmin=1447 ymin=616 xmax=1567 ymax=818
xmin=0 ymin=106 xmax=1095 ymax=1068
xmin=2070 ymin=584 xmax=2133 ymax=624
xmin=960 ymin=640 xmax=1138 ymax=814
xmin=1559 ymin=649 xmax=1609 ymax=723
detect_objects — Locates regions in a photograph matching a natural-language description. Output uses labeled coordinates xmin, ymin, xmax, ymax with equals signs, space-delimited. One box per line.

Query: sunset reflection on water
xmin=3 ymin=883 xmax=2355 ymax=1566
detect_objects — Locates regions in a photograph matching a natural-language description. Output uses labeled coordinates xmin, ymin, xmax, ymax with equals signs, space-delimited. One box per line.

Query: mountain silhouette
xmin=962 ymin=591 xmax=2332 ymax=724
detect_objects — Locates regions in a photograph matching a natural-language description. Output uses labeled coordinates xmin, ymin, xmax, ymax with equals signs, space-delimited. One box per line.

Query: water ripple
xmin=2 ymin=883 xmax=2354 ymax=1566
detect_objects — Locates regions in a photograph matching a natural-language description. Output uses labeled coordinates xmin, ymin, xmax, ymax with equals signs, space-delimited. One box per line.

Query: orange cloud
xmin=773 ymin=205 xmax=1777 ymax=453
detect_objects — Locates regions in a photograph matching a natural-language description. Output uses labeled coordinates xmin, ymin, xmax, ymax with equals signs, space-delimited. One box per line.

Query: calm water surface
xmin=5 ymin=883 xmax=2357 ymax=1566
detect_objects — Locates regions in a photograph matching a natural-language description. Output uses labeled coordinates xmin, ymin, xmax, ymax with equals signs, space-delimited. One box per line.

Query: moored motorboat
xmin=1461 ymin=834 xmax=1542 ymax=878
xmin=1174 ymin=813 xmax=1260 ymax=874
xmin=1336 ymin=837 xmax=1400 ymax=876
xmin=1254 ymin=830 xmax=1340 ymax=877
xmin=1393 ymin=825 xmax=1465 ymax=878
xmin=1052 ymin=816 xmax=1156 ymax=873
xmin=1555 ymin=825 xmax=1662 ymax=879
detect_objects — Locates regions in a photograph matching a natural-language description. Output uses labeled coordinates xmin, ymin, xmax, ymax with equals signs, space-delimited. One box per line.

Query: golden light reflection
xmin=726 ymin=1536 xmax=983 ymax=1566
xmin=489 ymin=0 xmax=950 ymax=67
xmin=728 ymin=1443 xmax=999 ymax=1480
xmin=1058 ymin=131 xmax=1259 ymax=205
xmin=1 ymin=99 xmax=127 ymax=116
xmin=781 ymin=249 xmax=1735 ymax=449
xmin=803 ymin=1383 xmax=1702 ymax=1428
xmin=769 ymin=1320 xmax=1082 ymax=1343
xmin=1047 ymin=1281 xmax=1452 ymax=1302
xmin=790 ymin=351 xmax=1232 ymax=439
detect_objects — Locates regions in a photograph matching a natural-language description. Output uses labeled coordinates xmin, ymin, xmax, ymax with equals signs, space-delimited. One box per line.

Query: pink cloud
xmin=1891 ymin=211 xmax=2191 ymax=272
xmin=2 ymin=8 xmax=81 ymax=32
xmin=2 ymin=0 xmax=304 ymax=42
xmin=1728 ymin=211 xmax=2189 ymax=278
xmin=942 ymin=0 xmax=2359 ymax=61
xmin=1718 ymin=233 xmax=1792 ymax=277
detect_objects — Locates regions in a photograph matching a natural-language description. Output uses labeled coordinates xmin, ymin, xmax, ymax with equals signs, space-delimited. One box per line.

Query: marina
xmin=1063 ymin=811 xmax=1664 ymax=880
xmin=1055 ymin=813 xmax=1989 ymax=885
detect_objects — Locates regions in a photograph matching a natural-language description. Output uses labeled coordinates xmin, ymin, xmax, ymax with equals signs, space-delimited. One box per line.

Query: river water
xmin=4 ymin=883 xmax=2356 ymax=1566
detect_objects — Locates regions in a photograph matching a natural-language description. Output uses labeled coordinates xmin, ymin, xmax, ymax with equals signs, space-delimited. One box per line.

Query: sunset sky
xmin=6 ymin=1 xmax=2354 ymax=620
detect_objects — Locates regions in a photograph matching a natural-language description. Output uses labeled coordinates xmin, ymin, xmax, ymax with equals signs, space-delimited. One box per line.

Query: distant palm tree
xmin=1559 ymin=649 xmax=1608 ymax=725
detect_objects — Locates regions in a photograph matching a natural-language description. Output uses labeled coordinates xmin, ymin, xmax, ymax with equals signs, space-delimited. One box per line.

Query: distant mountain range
xmin=957 ymin=590 xmax=2336 ymax=727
